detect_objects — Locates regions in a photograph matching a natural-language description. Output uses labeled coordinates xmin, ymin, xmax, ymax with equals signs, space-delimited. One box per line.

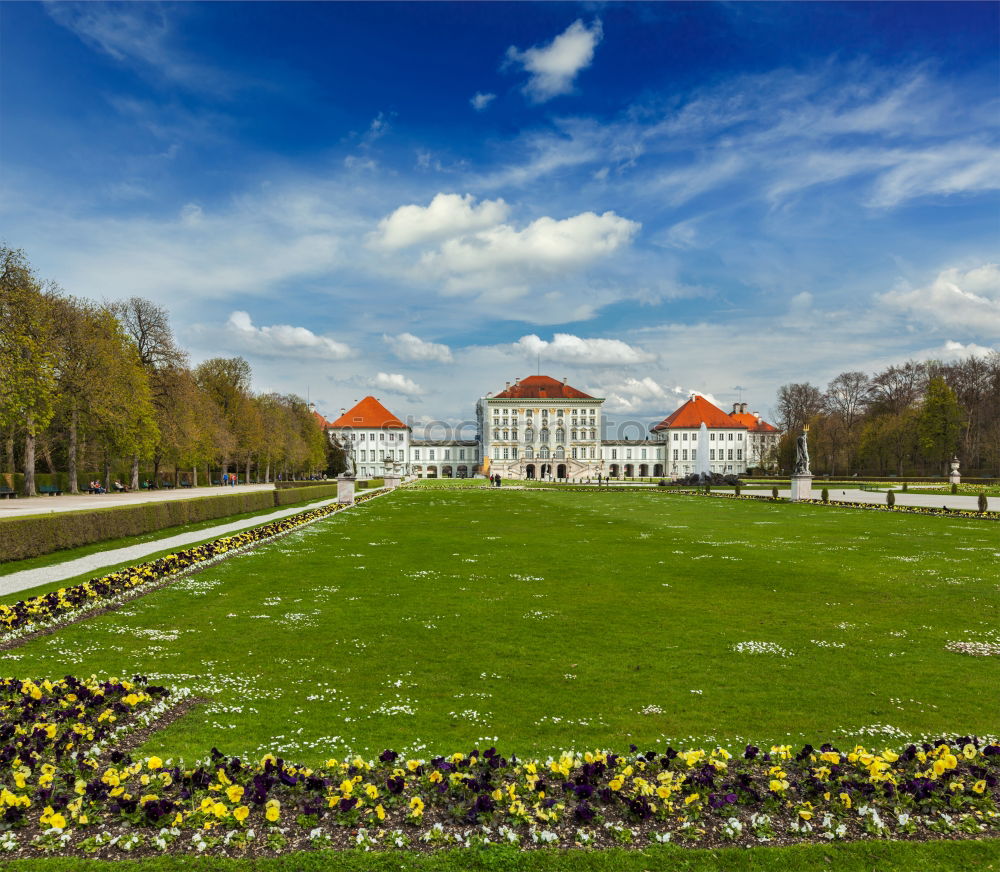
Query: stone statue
xmin=341 ymin=438 xmax=356 ymax=478
xmin=794 ymin=429 xmax=811 ymax=475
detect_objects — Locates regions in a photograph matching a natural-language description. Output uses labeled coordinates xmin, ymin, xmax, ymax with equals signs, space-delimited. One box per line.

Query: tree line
xmin=0 ymin=247 xmax=330 ymax=496
xmin=774 ymin=356 xmax=1000 ymax=477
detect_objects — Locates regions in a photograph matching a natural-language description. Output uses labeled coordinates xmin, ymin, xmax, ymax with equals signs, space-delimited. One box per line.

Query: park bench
xmin=0 ymin=486 xmax=16 ymax=499
xmin=180 ymin=481 xmax=194 ymax=488
xmin=38 ymin=485 xmax=62 ymax=496
xmin=159 ymin=481 xmax=176 ymax=489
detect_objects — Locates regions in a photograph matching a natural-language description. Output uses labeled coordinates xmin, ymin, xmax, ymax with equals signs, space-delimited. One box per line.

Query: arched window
xmin=524 ymin=447 xmax=534 ymax=459
xmin=554 ymin=446 xmax=565 ymax=459
xmin=571 ymin=429 xmax=577 ymax=440
xmin=539 ymin=447 xmax=550 ymax=459
xmin=540 ymin=428 xmax=550 ymax=442
xmin=556 ymin=428 xmax=565 ymax=443
xmin=524 ymin=428 xmax=533 ymax=442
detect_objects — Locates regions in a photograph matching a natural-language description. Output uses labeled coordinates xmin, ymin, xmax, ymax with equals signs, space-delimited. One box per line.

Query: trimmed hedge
xmin=0 ymin=491 xmax=276 ymax=562
xmin=273 ymin=483 xmax=340 ymax=506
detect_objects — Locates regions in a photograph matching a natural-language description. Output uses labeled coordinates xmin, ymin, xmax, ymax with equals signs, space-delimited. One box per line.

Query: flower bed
xmin=0 ymin=489 xmax=389 ymax=647
xmin=0 ymin=676 xmax=996 ymax=857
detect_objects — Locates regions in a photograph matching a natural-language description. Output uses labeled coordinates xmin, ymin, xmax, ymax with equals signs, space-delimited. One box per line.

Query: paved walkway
xmin=0 ymin=494 xmax=350 ymax=599
xmin=0 ymin=483 xmax=276 ymax=517
xmin=777 ymin=487 xmax=988 ymax=512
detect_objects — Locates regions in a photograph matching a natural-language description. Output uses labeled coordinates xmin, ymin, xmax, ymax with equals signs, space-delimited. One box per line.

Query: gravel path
xmin=0 ymin=483 xmax=275 ymax=517
xmin=0 ymin=495 xmax=349 ymax=599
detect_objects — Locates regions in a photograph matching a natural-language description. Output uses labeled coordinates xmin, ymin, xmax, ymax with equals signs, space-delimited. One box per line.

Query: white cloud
xmin=513 ymin=333 xmax=653 ymax=365
xmin=505 ymin=19 xmax=603 ymax=102
xmin=384 ymin=332 xmax=453 ymax=363
xmin=224 ymin=311 xmax=354 ymax=360
xmin=421 ymin=210 xmax=640 ymax=294
xmin=878 ymin=264 xmax=1000 ymax=337
xmin=372 ymin=193 xmax=510 ymax=249
xmin=372 ymin=372 xmax=425 ymax=397
xmin=470 ymin=92 xmax=496 ymax=111
xmin=597 ymin=376 xmax=720 ymax=416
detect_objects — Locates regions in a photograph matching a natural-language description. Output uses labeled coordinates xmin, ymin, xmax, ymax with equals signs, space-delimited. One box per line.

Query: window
xmin=692 ymin=450 xmax=697 ymax=461
xmin=673 ymin=449 xmax=679 ymax=460
xmin=503 ymin=430 xmax=509 ymax=440
xmin=525 ymin=428 xmax=533 ymax=442
xmin=512 ymin=447 xmax=518 ymax=459
xmin=525 ymin=447 xmax=533 ymax=459
xmin=493 ymin=448 xmax=499 ymax=460
xmin=728 ymin=433 xmax=734 ymax=441
xmin=459 ymin=449 xmax=465 ymax=459
xmin=590 ymin=447 xmax=595 ymax=459
xmin=710 ymin=449 xmax=715 ymax=461
xmin=641 ymin=449 xmax=647 ymax=459
xmin=571 ymin=429 xmax=577 ymax=440
xmin=360 ymin=432 xmax=366 ymax=441
xmin=728 ymin=449 xmax=733 ymax=460
xmin=503 ymin=448 xmax=509 ymax=459
xmin=380 ymin=432 xmax=386 ymax=441
xmin=444 ymin=449 xmax=451 ymax=460
xmin=737 ymin=449 xmax=743 ymax=460
xmin=710 ymin=432 xmax=715 ymax=441
xmin=673 ymin=433 xmax=679 ymax=441
xmin=682 ymin=450 xmax=688 ymax=461
xmin=611 ymin=449 xmax=617 ymax=460
xmin=413 ymin=449 xmax=420 ymax=460
xmin=682 ymin=432 xmax=688 ymax=441
xmin=429 ymin=450 xmax=435 ymax=461
xmin=557 ymin=410 xmax=564 ymax=417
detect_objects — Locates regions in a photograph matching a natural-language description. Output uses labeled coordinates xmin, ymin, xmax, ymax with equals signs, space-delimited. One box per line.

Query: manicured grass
xmin=5 ymin=488 xmax=998 ymax=768
xmin=0 ymin=494 xmax=346 ymax=607
xmin=0 ymin=840 xmax=997 ymax=870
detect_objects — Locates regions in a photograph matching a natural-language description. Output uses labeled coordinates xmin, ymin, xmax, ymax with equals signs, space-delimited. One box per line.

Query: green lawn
xmin=1 ymin=840 xmax=997 ymax=871
xmin=4 ymin=488 xmax=998 ymax=767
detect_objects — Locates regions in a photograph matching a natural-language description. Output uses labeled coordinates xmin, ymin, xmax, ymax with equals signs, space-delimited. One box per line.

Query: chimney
xmin=732 ymin=403 xmax=739 ymax=414
xmin=340 ymin=408 xmax=346 ymax=416
xmin=505 ymin=381 xmax=510 ymax=390
xmin=741 ymin=402 xmax=748 ymax=414
xmin=562 ymin=377 xmax=567 ymax=384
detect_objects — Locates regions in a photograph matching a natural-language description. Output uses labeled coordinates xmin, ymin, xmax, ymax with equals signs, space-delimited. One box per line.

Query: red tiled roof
xmin=328 ymin=396 xmax=408 ymax=429
xmin=311 ymin=409 xmax=330 ymax=429
xmin=651 ymin=395 xmax=738 ymax=431
xmin=492 ymin=375 xmax=595 ymax=400
xmin=730 ymin=411 xmax=779 ymax=433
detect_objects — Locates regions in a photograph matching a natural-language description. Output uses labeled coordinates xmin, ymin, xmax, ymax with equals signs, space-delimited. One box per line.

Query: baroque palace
xmin=319 ymin=375 xmax=779 ymax=481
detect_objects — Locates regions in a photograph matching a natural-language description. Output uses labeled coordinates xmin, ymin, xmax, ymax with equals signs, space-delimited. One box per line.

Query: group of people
xmin=489 ymin=473 xmax=503 ymax=487
xmin=87 ymin=480 xmax=128 ymax=494
xmin=221 ymin=473 xmax=238 ymax=486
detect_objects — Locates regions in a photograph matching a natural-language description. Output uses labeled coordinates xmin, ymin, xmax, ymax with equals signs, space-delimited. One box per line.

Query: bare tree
xmin=775 ymin=382 xmax=824 ymax=433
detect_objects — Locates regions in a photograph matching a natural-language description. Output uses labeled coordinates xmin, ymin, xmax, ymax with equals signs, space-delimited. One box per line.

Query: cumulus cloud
xmin=470 ymin=92 xmax=496 ymax=111
xmin=225 ymin=311 xmax=353 ymax=360
xmin=372 ymin=372 xmax=425 ymax=396
xmin=513 ymin=333 xmax=653 ymax=365
xmin=372 ymin=193 xmax=510 ymax=249
xmin=421 ymin=209 xmax=640 ymax=294
xmin=878 ymin=263 xmax=1000 ymax=337
xmin=597 ymin=376 xmax=717 ymax=416
xmin=384 ymin=332 xmax=453 ymax=363
xmin=505 ymin=19 xmax=603 ymax=102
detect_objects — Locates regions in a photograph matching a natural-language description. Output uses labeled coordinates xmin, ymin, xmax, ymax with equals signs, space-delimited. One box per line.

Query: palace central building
xmin=321 ymin=374 xmax=779 ymax=481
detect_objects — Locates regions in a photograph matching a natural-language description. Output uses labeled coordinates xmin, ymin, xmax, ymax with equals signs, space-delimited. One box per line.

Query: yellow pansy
xmin=226 ymin=785 xmax=244 ymax=804
xmin=147 ymin=756 xmax=163 ymax=770
xmin=375 ymin=803 xmax=386 ymax=821
xmin=963 ymin=744 xmax=977 ymax=760
xmin=233 ymin=806 xmax=249 ymax=823
xmin=973 ymin=780 xmax=986 ymax=794
xmin=409 ymin=796 xmax=424 ymax=817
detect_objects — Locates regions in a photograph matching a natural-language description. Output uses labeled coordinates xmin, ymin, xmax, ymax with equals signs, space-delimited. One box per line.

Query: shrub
xmin=951 ymin=482 xmax=959 ymax=495
xmin=0 ymin=491 xmax=275 ymax=563
xmin=734 ymin=484 xmax=741 ymax=496
xmin=771 ymin=486 xmax=779 ymax=499
xmin=704 ymin=483 xmax=711 ymax=494
xmin=887 ymin=490 xmax=895 ymax=508
xmin=979 ymin=492 xmax=989 ymax=513
xmin=821 ymin=488 xmax=829 ymax=503
xmin=902 ymin=482 xmax=908 ymax=492
xmin=273 ymin=484 xmax=340 ymax=506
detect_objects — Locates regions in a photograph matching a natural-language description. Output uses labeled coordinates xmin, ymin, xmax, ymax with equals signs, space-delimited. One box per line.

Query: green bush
xmin=902 ymin=482 xmax=908 ymax=492
xmin=273 ymin=483 xmax=341 ymax=506
xmin=951 ymin=482 xmax=958 ymax=495
xmin=821 ymin=488 xmax=829 ymax=503
xmin=0 ymin=491 xmax=275 ymax=563
xmin=887 ymin=490 xmax=895 ymax=508
xmin=771 ymin=486 xmax=779 ymax=499
xmin=979 ymin=493 xmax=989 ymax=513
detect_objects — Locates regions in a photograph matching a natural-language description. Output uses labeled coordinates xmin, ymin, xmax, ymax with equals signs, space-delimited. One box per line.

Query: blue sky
xmin=2 ymin=2 xmax=998 ymax=427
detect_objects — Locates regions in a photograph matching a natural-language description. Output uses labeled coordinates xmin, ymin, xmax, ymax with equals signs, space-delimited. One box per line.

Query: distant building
xmin=317 ymin=377 xmax=779 ymax=480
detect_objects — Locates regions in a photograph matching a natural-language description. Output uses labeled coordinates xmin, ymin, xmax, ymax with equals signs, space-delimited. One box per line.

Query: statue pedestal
xmin=790 ymin=474 xmax=813 ymax=502
xmin=337 ymin=476 xmax=356 ymax=506
xmin=383 ymin=475 xmax=401 ymax=489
